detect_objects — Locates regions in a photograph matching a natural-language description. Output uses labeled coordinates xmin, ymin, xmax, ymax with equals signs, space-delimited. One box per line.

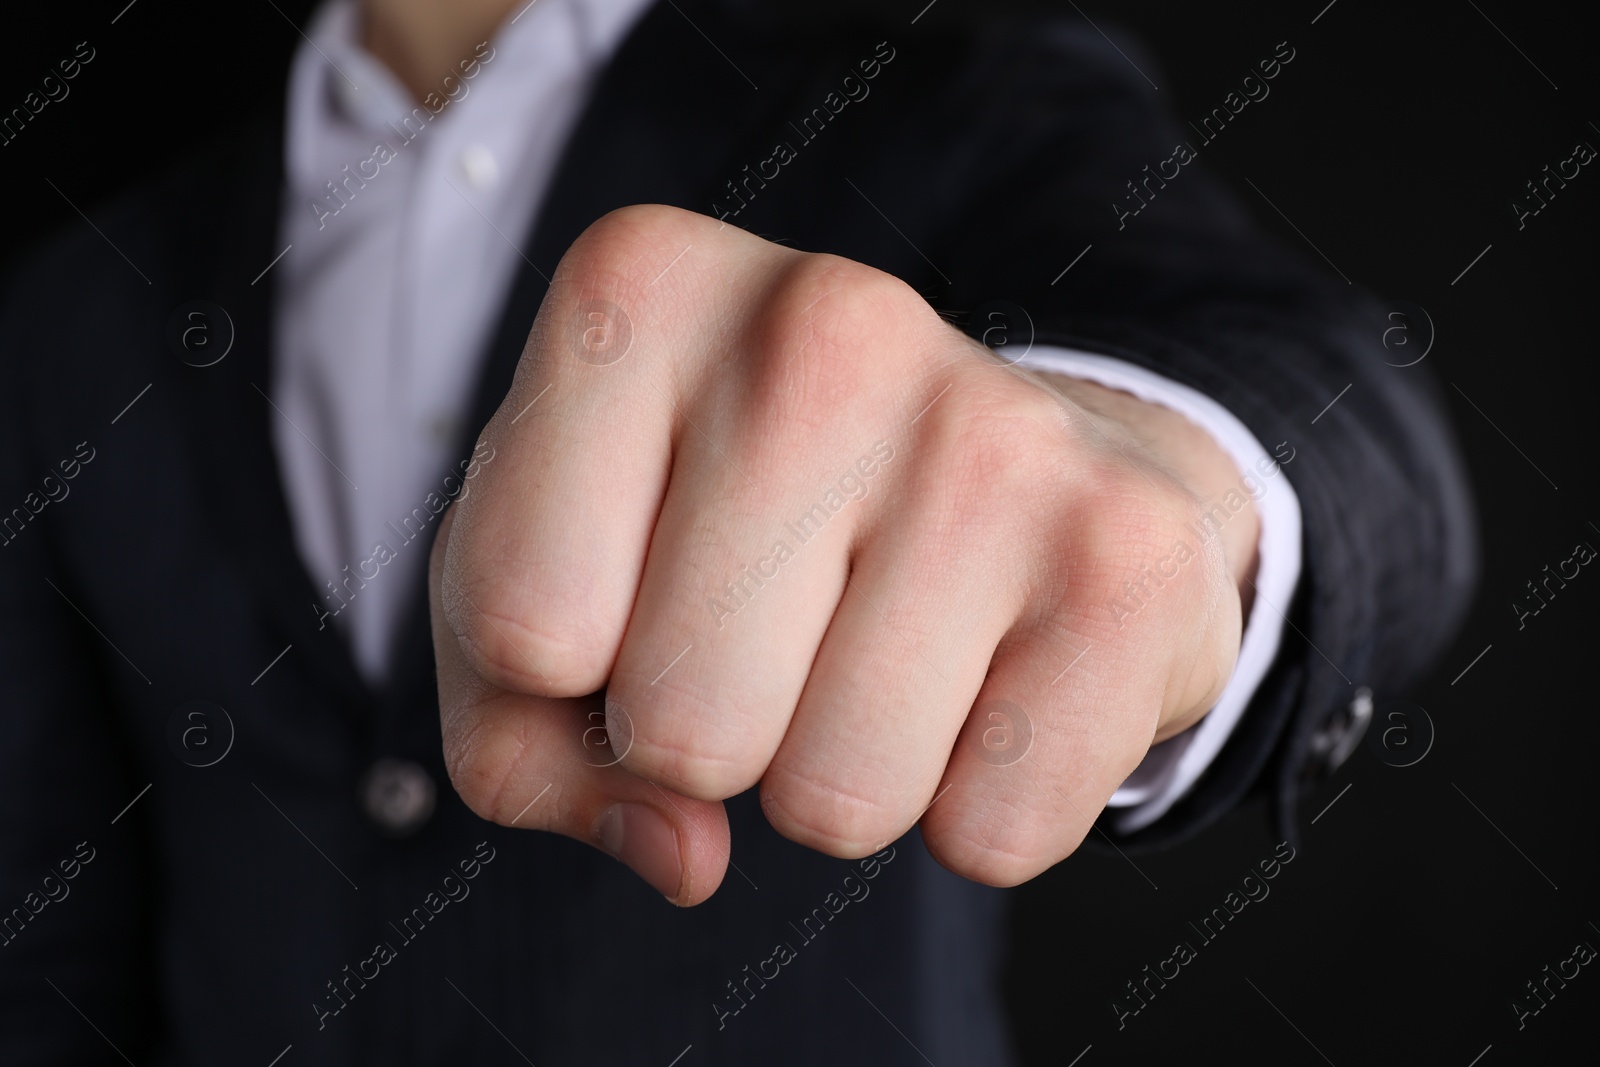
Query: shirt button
xmin=427 ymin=414 xmax=457 ymax=446
xmin=460 ymin=143 xmax=499 ymax=189
xmin=361 ymin=758 xmax=436 ymax=836
xmin=333 ymin=75 xmax=365 ymax=120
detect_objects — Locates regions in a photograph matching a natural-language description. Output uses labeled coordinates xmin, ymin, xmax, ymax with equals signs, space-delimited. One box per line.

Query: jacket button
xmin=1305 ymin=686 xmax=1372 ymax=779
xmin=361 ymin=758 xmax=436 ymax=836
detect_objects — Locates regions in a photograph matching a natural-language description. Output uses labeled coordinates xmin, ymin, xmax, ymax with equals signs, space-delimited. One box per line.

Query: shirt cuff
xmin=1009 ymin=346 xmax=1303 ymax=834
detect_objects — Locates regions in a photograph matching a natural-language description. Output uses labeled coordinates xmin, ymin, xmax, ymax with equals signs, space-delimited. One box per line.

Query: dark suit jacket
xmin=0 ymin=1 xmax=1476 ymax=1063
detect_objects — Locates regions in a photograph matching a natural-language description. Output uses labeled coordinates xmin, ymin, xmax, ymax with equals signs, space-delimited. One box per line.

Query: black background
xmin=2 ymin=1 xmax=1595 ymax=1064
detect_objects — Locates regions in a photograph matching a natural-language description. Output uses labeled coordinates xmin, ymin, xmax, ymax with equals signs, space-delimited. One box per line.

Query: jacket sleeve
xmin=921 ymin=19 xmax=1479 ymax=846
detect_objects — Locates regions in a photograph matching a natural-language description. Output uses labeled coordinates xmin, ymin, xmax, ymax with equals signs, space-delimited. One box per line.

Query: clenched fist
xmin=430 ymin=205 xmax=1258 ymax=905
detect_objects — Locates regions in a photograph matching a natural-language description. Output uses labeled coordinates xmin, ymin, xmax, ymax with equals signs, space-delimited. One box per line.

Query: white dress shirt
xmin=272 ymin=0 xmax=1302 ymax=831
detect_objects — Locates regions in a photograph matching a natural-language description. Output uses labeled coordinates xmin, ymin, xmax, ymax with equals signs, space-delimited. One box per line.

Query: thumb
xmin=429 ymin=504 xmax=730 ymax=905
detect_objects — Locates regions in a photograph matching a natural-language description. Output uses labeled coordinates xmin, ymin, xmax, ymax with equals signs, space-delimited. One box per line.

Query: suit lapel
xmin=177 ymin=102 xmax=375 ymax=713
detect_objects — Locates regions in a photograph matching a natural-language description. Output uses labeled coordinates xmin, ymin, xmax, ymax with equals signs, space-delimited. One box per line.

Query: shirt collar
xmin=284 ymin=0 xmax=656 ymax=194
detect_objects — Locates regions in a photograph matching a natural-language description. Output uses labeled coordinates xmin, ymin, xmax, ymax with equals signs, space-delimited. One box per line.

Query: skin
xmin=366 ymin=0 xmax=1261 ymax=905
xmin=429 ymin=206 xmax=1259 ymax=905
xmin=362 ymin=0 xmax=518 ymax=102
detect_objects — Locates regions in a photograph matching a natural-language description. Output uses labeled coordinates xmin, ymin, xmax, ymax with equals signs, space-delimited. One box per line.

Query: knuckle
xmin=759 ymin=767 xmax=907 ymax=858
xmin=613 ymin=697 xmax=762 ymax=799
xmin=1175 ymin=637 xmax=1235 ymax=720
xmin=774 ymin=254 xmax=926 ymax=336
xmin=1088 ymin=461 xmax=1190 ymax=546
xmin=747 ymin=255 xmax=934 ymax=410
xmin=745 ymin=258 xmax=888 ymax=417
xmin=446 ymin=589 xmax=610 ymax=696
xmin=441 ymin=702 xmax=530 ymax=826
xmin=923 ymin=804 xmax=1071 ymax=887
xmin=1071 ymin=468 xmax=1209 ymax=616
xmin=549 ymin=204 xmax=713 ymax=328
xmin=916 ymin=378 xmax=1071 ymax=533
xmin=946 ymin=389 xmax=1067 ymax=499
xmin=568 ymin=204 xmax=705 ymax=281
xmin=620 ymin=736 xmax=750 ymax=802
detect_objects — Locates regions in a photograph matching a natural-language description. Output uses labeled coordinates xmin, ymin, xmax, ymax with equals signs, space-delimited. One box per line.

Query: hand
xmin=429 ymin=205 xmax=1258 ymax=905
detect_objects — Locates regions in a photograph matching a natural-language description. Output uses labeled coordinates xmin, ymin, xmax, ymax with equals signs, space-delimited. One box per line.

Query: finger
xmin=439 ymin=205 xmax=778 ymax=697
xmin=756 ymin=435 xmax=1030 ymax=856
xmin=598 ymin=436 xmax=851 ymax=800
xmin=921 ymin=486 xmax=1241 ymax=887
xmin=602 ymin=259 xmax=932 ymax=800
xmin=430 ymin=505 xmax=732 ymax=905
